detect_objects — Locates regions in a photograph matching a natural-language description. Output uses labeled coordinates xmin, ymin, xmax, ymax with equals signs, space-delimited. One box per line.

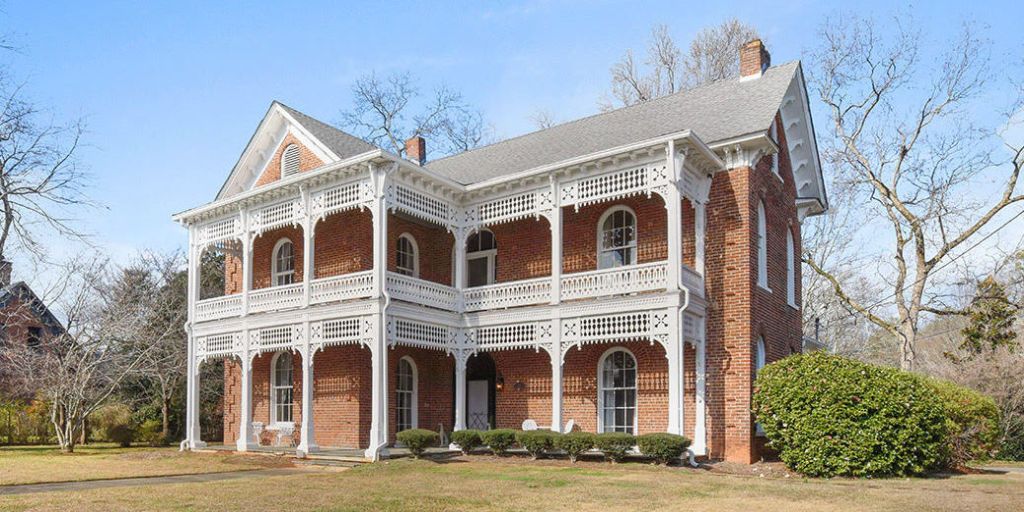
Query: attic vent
xmin=281 ymin=144 xmax=301 ymax=178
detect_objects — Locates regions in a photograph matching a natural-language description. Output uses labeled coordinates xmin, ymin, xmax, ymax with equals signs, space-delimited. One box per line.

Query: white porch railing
xmin=560 ymin=261 xmax=668 ymax=301
xmin=310 ymin=270 xmax=374 ymax=304
xmin=386 ymin=272 xmax=459 ymax=310
xmin=249 ymin=282 xmax=304 ymax=313
xmin=195 ymin=294 xmax=243 ymax=322
xmin=463 ymin=277 xmax=551 ymax=312
xmin=682 ymin=265 xmax=704 ymax=297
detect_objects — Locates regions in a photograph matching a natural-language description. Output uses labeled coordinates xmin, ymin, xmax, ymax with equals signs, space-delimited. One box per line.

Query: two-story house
xmin=174 ymin=40 xmax=826 ymax=463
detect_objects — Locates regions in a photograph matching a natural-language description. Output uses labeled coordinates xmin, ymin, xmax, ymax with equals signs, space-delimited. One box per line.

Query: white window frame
xmin=270 ymin=351 xmax=294 ymax=427
xmin=281 ymin=143 xmax=301 ymax=178
xmin=597 ymin=347 xmax=638 ymax=435
xmin=395 ymin=356 xmax=418 ymax=432
xmin=271 ymin=238 xmax=296 ymax=286
xmin=786 ymin=228 xmax=797 ymax=308
xmin=465 ymin=229 xmax=497 ymax=287
xmin=756 ymin=201 xmax=770 ymax=291
xmin=597 ymin=205 xmax=638 ymax=270
xmin=396 ymin=233 xmax=419 ymax=278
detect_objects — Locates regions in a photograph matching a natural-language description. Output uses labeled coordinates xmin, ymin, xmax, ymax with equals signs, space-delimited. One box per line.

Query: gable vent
xmin=281 ymin=144 xmax=301 ymax=178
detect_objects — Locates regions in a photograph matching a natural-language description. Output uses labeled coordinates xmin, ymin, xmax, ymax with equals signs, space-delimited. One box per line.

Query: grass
xmin=1 ymin=451 xmax=1023 ymax=511
xmin=0 ymin=444 xmax=287 ymax=486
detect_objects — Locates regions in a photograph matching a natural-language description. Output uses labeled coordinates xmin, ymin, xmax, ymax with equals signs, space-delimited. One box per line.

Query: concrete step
xmin=293 ymin=458 xmax=364 ymax=468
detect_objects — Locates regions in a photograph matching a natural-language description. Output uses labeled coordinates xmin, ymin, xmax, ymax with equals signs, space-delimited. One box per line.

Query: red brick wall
xmin=387 ymin=347 xmax=454 ymax=441
xmin=252 ymin=226 xmax=304 ymax=290
xmin=387 ymin=215 xmax=454 ymax=285
xmin=314 ymin=210 xmax=373 ymax=279
xmin=562 ymin=195 xmax=668 ymax=274
xmin=488 ymin=219 xmax=552 ymax=282
xmin=254 ymin=135 xmax=323 ymax=187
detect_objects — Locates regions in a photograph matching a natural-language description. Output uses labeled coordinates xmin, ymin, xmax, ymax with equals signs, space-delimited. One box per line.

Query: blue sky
xmin=1 ymin=0 xmax=1021 ymax=284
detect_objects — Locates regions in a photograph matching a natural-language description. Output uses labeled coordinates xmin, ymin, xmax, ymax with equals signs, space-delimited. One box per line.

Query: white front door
xmin=467 ymin=380 xmax=490 ymax=430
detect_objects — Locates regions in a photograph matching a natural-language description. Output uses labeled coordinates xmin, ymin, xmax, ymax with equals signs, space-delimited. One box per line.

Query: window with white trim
xmin=757 ymin=201 xmax=769 ymax=290
xmin=786 ymin=228 xmax=797 ymax=307
xmin=281 ymin=144 xmax=301 ymax=178
xmin=272 ymin=239 xmax=295 ymax=286
xmin=598 ymin=206 xmax=637 ymax=269
xmin=396 ymin=234 xmax=419 ymax=277
xmin=598 ymin=348 xmax=637 ymax=434
xmin=396 ymin=357 xmax=417 ymax=432
xmin=466 ymin=229 xmax=497 ymax=287
xmin=271 ymin=352 xmax=294 ymax=425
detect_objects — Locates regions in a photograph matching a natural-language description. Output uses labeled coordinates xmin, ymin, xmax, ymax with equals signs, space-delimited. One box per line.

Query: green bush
xmin=637 ymin=433 xmax=691 ymax=465
xmin=480 ymin=429 xmax=517 ymax=456
xmin=450 ymin=429 xmax=483 ymax=455
xmin=93 ymin=404 xmax=136 ymax=447
xmin=555 ymin=431 xmax=595 ymax=463
xmin=395 ymin=429 xmax=438 ymax=458
xmin=516 ymin=430 xmax=555 ymax=459
xmin=752 ymin=352 xmax=949 ymax=477
xmin=925 ymin=378 xmax=1001 ymax=467
xmin=595 ymin=432 xmax=636 ymax=463
xmin=138 ymin=419 xmax=168 ymax=447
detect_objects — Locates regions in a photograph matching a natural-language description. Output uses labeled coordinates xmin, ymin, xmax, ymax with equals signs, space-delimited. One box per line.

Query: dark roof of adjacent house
xmin=0 ymin=282 xmax=65 ymax=336
xmin=425 ymin=61 xmax=800 ymax=184
xmin=276 ymin=102 xmax=378 ymax=161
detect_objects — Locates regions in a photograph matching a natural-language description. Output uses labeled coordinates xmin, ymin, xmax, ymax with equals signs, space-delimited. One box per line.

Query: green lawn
xmin=0 ymin=444 xmax=287 ymax=486
xmin=1 ymin=450 xmax=1023 ymax=511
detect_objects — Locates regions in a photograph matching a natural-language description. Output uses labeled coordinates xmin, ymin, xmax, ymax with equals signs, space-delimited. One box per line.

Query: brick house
xmin=174 ymin=41 xmax=826 ymax=463
xmin=0 ymin=260 xmax=66 ymax=399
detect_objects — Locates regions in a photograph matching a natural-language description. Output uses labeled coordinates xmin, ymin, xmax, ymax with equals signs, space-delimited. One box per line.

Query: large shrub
xmin=516 ymin=430 xmax=555 ymax=459
xmin=138 ymin=419 xmax=168 ymax=447
xmin=637 ymin=433 xmax=691 ymax=465
xmin=396 ymin=429 xmax=438 ymax=458
xmin=93 ymin=404 xmax=136 ymax=447
xmin=924 ymin=378 xmax=1001 ymax=467
xmin=450 ymin=429 xmax=483 ymax=455
xmin=555 ymin=432 xmax=595 ymax=463
xmin=752 ymin=352 xmax=948 ymax=477
xmin=480 ymin=429 xmax=517 ymax=456
xmin=595 ymin=432 xmax=635 ymax=463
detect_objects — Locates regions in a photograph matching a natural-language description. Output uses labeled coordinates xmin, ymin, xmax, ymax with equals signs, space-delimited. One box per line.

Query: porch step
xmin=305 ymin=453 xmax=372 ymax=464
xmin=293 ymin=457 xmax=364 ymax=468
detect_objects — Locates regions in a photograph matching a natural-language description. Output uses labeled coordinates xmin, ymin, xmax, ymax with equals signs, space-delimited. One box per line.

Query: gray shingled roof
xmin=425 ymin=61 xmax=800 ymax=184
xmin=276 ymin=102 xmax=378 ymax=160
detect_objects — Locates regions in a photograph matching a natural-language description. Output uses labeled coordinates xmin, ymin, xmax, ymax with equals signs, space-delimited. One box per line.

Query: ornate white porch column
xmin=184 ymin=233 xmax=201 ymax=449
xmin=665 ymin=141 xmax=684 ymax=294
xmin=297 ymin=322 xmax=318 ymax=456
xmin=666 ymin=309 xmax=683 ymax=436
xmin=452 ymin=349 xmax=469 ymax=434
xmin=236 ymin=342 xmax=255 ymax=451
xmin=240 ymin=208 xmax=253 ymax=317
xmin=693 ymin=316 xmax=708 ymax=455
xmin=550 ymin=317 xmax=563 ymax=432
xmin=454 ymin=228 xmax=468 ymax=309
xmin=365 ymin=165 xmax=390 ymax=460
xmin=301 ymin=187 xmax=313 ymax=308
xmin=186 ymin=335 xmax=205 ymax=449
xmin=549 ymin=178 xmax=562 ymax=305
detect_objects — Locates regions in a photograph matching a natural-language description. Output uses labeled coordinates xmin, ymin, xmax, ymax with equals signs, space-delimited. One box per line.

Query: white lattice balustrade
xmin=462 ymin=277 xmax=551 ymax=311
xmin=386 ymin=272 xmax=458 ymax=310
xmin=310 ymin=271 xmax=374 ymax=304
xmin=390 ymin=184 xmax=453 ymax=226
xmin=560 ymin=261 xmax=668 ymax=301
xmin=391 ymin=318 xmax=451 ymax=350
xmin=195 ymin=294 xmax=243 ymax=322
xmin=249 ymin=283 xmax=304 ymax=313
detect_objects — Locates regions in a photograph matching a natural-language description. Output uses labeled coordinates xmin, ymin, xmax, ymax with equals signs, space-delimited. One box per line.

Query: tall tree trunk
xmin=899 ymin=321 xmax=917 ymax=371
xmin=162 ymin=397 xmax=170 ymax=438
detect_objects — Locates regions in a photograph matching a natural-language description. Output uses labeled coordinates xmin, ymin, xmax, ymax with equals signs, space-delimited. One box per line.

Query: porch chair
xmin=250 ymin=421 xmax=264 ymax=445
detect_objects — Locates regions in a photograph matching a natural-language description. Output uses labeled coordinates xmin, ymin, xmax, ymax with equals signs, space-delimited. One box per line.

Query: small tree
xmin=951 ymin=277 xmax=1018 ymax=362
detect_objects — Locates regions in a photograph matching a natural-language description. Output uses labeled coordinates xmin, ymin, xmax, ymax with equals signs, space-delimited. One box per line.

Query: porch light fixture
xmin=496 ymin=373 xmax=505 ymax=392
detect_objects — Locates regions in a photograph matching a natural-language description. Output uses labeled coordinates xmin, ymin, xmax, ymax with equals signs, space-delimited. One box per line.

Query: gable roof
xmin=0 ymin=281 xmax=65 ymax=336
xmin=275 ymin=102 xmax=377 ymax=162
xmin=425 ymin=61 xmax=801 ymax=184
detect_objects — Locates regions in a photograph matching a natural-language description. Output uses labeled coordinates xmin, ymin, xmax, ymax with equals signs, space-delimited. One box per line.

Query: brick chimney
xmin=0 ymin=259 xmax=11 ymax=288
xmin=740 ymin=39 xmax=771 ymax=80
xmin=405 ymin=136 xmax=426 ymax=166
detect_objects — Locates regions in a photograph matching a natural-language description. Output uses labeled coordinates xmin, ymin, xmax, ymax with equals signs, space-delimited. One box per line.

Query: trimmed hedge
xmin=595 ymin=432 xmax=635 ymax=463
xmin=481 ymin=429 xmax=517 ymax=456
xmin=555 ymin=432 xmax=596 ymax=463
xmin=450 ymin=429 xmax=483 ymax=455
xmin=924 ymin=377 xmax=1001 ymax=467
xmin=752 ymin=352 xmax=949 ymax=477
xmin=637 ymin=433 xmax=691 ymax=465
xmin=516 ymin=430 xmax=556 ymax=459
xmin=396 ymin=429 xmax=438 ymax=458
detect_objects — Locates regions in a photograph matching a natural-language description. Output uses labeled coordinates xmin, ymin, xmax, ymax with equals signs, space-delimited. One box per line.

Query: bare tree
xmin=1 ymin=256 xmax=154 ymax=452
xmin=804 ymin=16 xmax=1024 ymax=371
xmin=340 ymin=72 xmax=490 ymax=160
xmin=0 ymin=73 xmax=92 ymax=263
xmin=602 ymin=20 xmax=759 ymax=110
xmin=529 ymin=109 xmax=559 ymax=130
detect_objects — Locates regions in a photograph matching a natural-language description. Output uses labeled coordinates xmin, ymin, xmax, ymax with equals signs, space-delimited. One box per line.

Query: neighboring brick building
xmin=0 ymin=260 xmax=66 ymax=399
xmin=175 ymin=40 xmax=826 ymax=463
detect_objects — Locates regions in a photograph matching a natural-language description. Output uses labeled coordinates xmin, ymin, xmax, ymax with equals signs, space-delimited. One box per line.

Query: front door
xmin=467 ymin=380 xmax=490 ymax=430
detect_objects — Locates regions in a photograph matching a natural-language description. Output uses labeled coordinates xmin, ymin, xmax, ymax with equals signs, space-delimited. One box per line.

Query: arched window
xmin=598 ymin=206 xmax=637 ymax=269
xmin=598 ymin=348 xmax=637 ymax=434
xmin=786 ymin=228 xmax=796 ymax=307
xmin=396 ymin=234 xmax=418 ymax=277
xmin=281 ymin=144 xmax=301 ymax=178
xmin=756 ymin=201 xmax=769 ymax=290
xmin=395 ymin=357 xmax=417 ymax=432
xmin=271 ymin=352 xmax=294 ymax=425
xmin=466 ymin=229 xmax=497 ymax=287
xmin=756 ymin=337 xmax=767 ymax=372
xmin=272 ymin=239 xmax=295 ymax=286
